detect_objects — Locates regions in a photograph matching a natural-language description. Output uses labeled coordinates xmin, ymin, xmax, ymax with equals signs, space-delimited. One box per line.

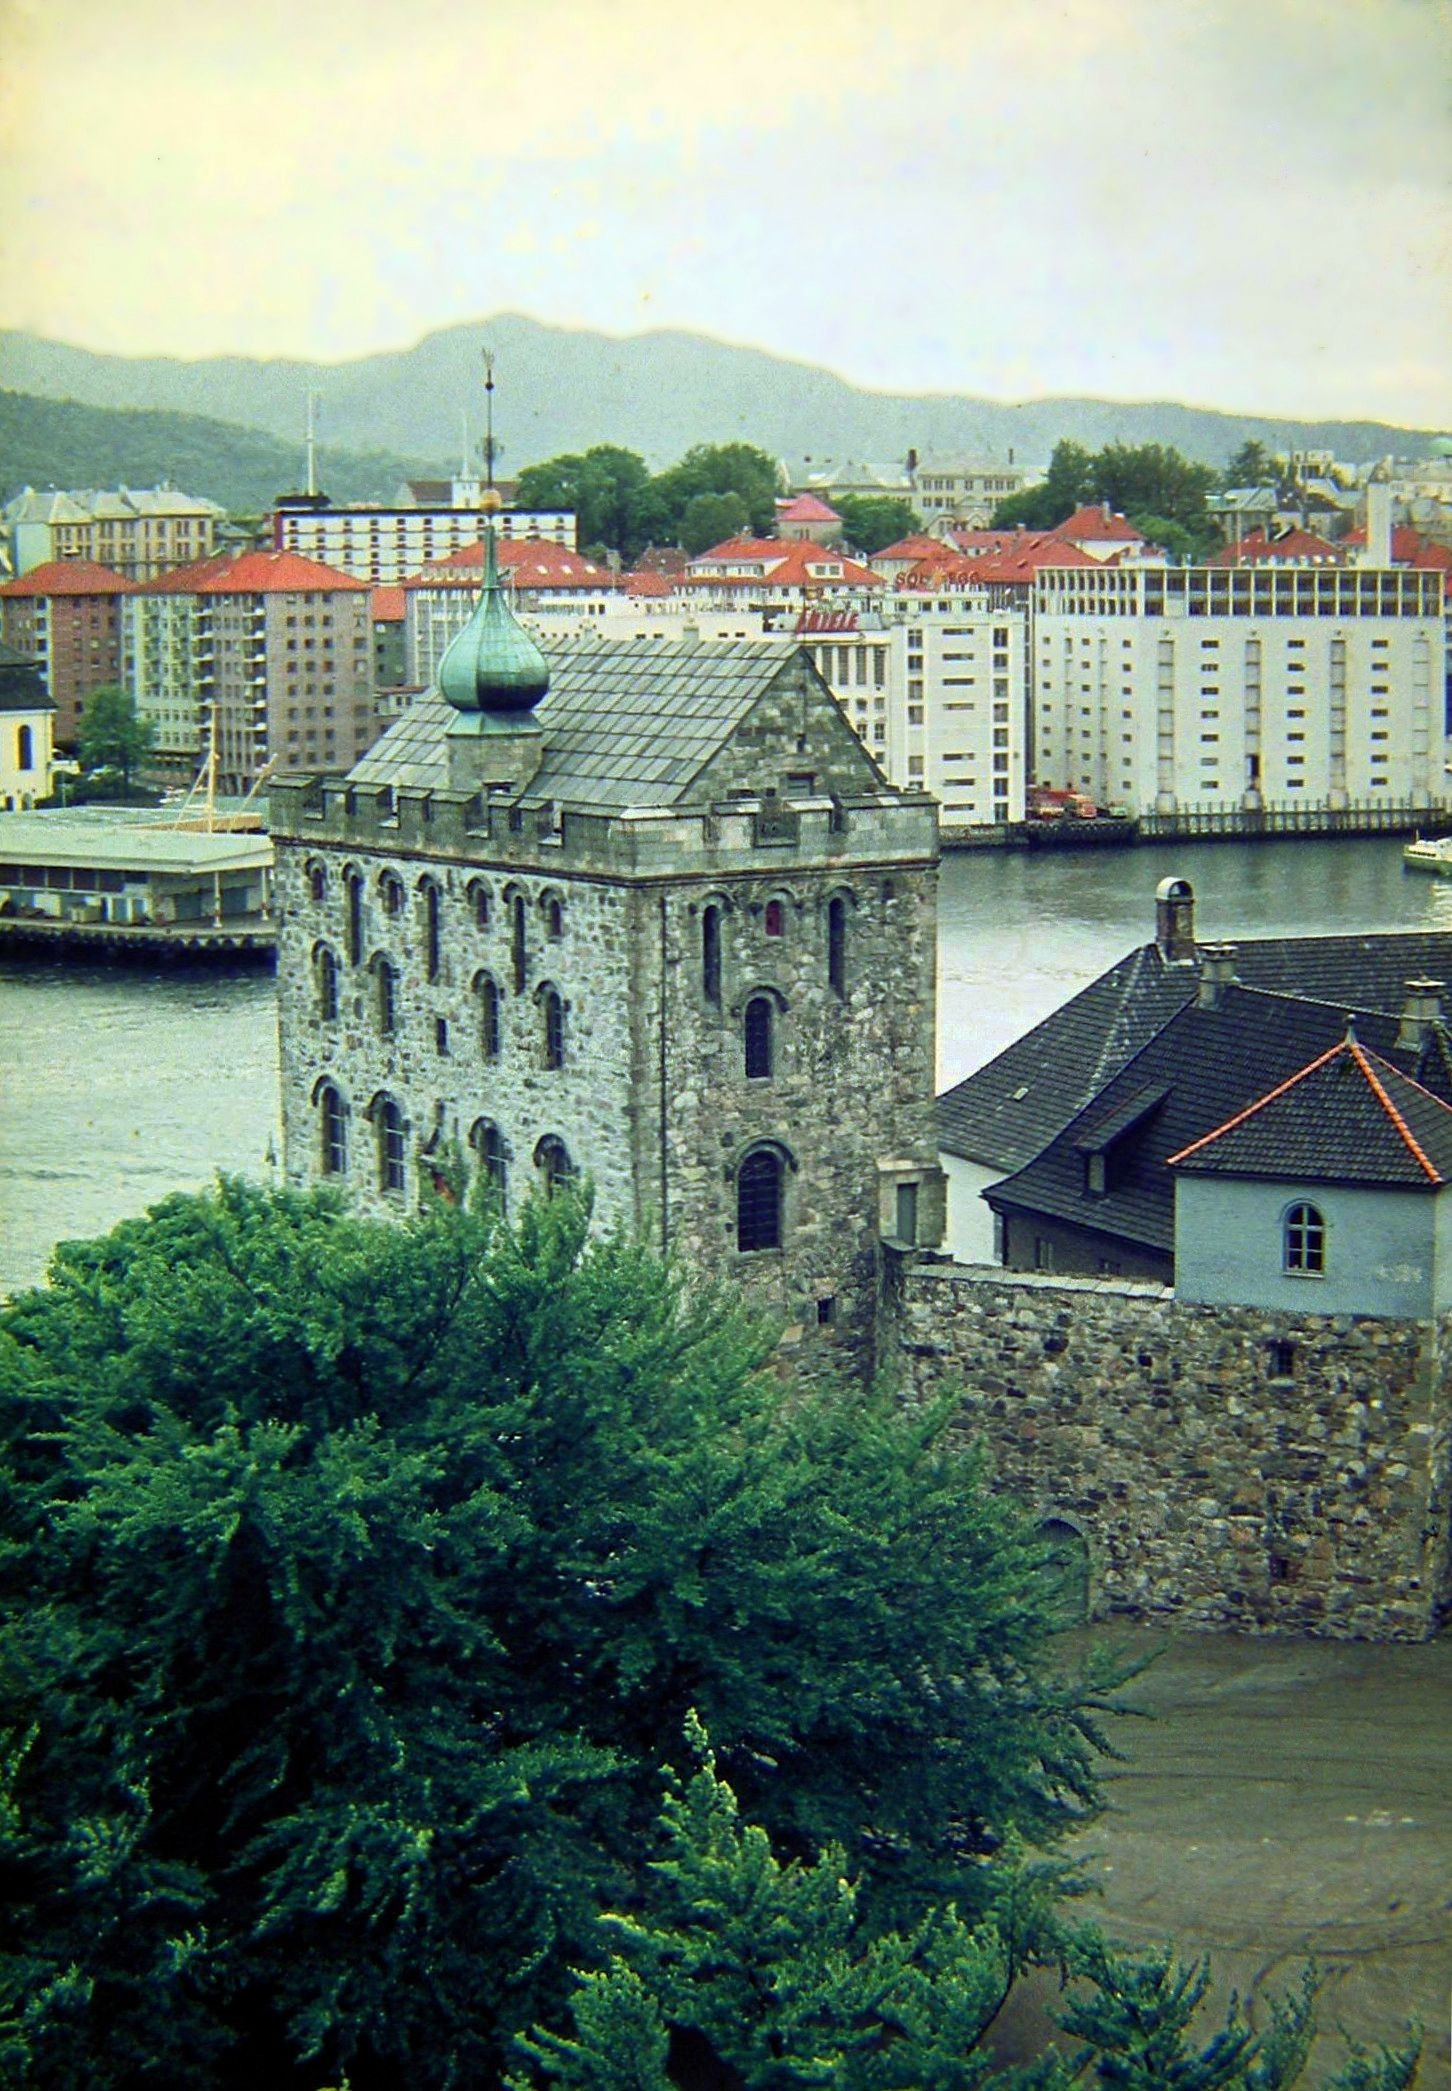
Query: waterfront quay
xmin=943 ymin=799 xmax=1452 ymax=851
xmin=0 ymin=807 xmax=275 ymax=958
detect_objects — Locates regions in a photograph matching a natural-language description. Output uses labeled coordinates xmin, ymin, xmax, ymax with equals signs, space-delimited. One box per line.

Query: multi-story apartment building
xmin=125 ymin=550 xmax=379 ymax=792
xmin=1032 ymin=564 xmax=1448 ymax=817
xmin=908 ymin=457 xmax=1030 ymax=529
xmin=3 ymin=488 xmax=223 ymax=582
xmin=272 ymin=500 xmax=577 ymax=584
xmin=509 ymin=592 xmax=1030 ymax=833
xmin=0 ymin=559 xmax=138 ymax=746
xmin=796 ymin=607 xmax=1029 ymax=828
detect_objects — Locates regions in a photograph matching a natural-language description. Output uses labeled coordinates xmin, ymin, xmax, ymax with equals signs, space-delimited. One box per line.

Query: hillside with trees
xmin=0 ymin=1181 xmax=1420 ymax=2089
xmin=0 ymin=389 xmax=436 ymax=514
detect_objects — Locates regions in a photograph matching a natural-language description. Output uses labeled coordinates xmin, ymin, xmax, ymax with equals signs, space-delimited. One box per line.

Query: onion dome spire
xmin=438 ymin=515 xmax=550 ymax=716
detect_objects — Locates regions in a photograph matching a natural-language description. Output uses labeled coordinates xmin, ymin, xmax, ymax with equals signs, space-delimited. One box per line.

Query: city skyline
xmin=0 ymin=0 xmax=1448 ymax=429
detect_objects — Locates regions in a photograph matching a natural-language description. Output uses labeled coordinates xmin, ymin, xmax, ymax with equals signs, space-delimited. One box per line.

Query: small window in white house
xmin=1283 ymin=1202 xmax=1325 ymax=1275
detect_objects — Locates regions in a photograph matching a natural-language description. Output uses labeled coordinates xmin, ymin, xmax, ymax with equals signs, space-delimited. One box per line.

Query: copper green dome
xmin=438 ymin=527 xmax=550 ymax=715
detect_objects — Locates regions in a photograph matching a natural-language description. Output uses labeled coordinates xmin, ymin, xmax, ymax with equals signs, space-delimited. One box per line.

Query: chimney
xmin=1196 ymin=942 xmax=1238 ymax=1009
xmin=1396 ymin=977 xmax=1444 ymax=1051
xmin=1155 ymin=876 xmax=1196 ymax=964
xmin=1364 ymin=476 xmax=1393 ymax=568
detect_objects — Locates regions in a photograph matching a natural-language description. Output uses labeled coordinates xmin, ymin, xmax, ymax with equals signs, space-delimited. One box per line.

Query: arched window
xmin=376 ymin=1096 xmax=407 ymax=1196
xmin=318 ymin=1082 xmax=347 ymax=1175
xmin=16 ymin=724 xmax=33 ymax=772
xmin=345 ymin=869 xmax=365 ymax=965
xmin=477 ymin=971 xmax=501 ymax=1059
xmin=470 ymin=1118 xmax=508 ymax=1208
xmin=380 ymin=870 xmax=405 ymax=918
xmin=702 ymin=904 xmax=722 ymax=1004
xmin=467 ymin=878 xmax=491 ymax=928
xmin=541 ymin=986 xmax=564 ymax=1069
xmin=764 ymin=898 xmax=784 ymax=938
xmin=512 ymin=893 xmax=527 ymax=994
xmin=737 ymin=1148 xmax=783 ymax=1252
xmin=535 ymin=1135 xmax=576 ymax=1198
xmin=307 ymin=859 xmax=328 ymax=903
xmin=376 ymin=957 xmax=399 ymax=1036
xmin=827 ymin=896 xmax=847 ymax=996
xmin=545 ymin=895 xmax=564 ymax=940
xmin=316 ymin=943 xmax=340 ymax=1021
xmin=421 ymin=879 xmax=443 ymax=981
xmin=1284 ymin=1202 xmax=1325 ymax=1275
xmin=744 ymin=995 xmax=773 ymax=1079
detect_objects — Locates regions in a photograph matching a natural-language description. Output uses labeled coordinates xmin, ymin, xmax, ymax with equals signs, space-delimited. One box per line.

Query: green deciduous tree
xmin=991 ymin=442 xmax=1097 ymax=532
xmin=0 ymin=1180 xmax=1115 ymax=2089
xmin=679 ymin=489 xmax=752 ymax=556
xmin=514 ymin=444 xmax=654 ymax=557
xmin=76 ymin=683 xmax=155 ymax=791
xmin=1090 ymin=444 xmax=1218 ymax=539
xmin=834 ymin=494 xmax=922 ymax=555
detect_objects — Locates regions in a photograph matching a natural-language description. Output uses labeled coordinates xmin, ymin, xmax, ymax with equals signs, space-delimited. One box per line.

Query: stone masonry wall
xmin=646 ymin=857 xmax=943 ymax=1384
xmin=884 ymin=1260 xmax=1452 ymax=1640
xmin=277 ymin=843 xmax=640 ymax=1229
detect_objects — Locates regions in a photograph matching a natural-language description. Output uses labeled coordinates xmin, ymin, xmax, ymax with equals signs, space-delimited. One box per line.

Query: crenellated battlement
xmin=268 ymin=773 xmax=938 ymax=880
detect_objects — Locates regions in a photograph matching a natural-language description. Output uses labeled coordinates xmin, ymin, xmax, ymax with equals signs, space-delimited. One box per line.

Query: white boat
xmin=1402 ymin=836 xmax=1452 ymax=874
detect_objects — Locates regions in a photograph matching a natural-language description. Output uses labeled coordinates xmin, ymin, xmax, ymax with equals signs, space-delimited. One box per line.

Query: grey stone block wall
xmin=274 ymin=780 xmax=946 ymax=1385
xmin=884 ymin=1260 xmax=1452 ymax=1640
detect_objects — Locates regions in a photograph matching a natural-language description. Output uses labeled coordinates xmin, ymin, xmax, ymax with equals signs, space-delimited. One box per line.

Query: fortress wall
xmin=883 ymin=1257 xmax=1452 ymax=1640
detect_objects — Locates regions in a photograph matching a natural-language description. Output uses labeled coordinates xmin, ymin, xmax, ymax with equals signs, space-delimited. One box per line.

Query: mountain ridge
xmin=1 ymin=315 xmax=1441 ymax=480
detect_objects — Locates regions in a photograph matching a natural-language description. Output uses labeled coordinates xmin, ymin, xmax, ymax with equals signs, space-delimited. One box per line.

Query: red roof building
xmin=683 ymin=538 xmax=882 ymax=599
xmin=1055 ymin=504 xmax=1148 ymax=555
xmin=774 ymin=492 xmax=843 ymax=544
xmin=1207 ymin=527 xmax=1344 ymax=567
xmin=122 ymin=548 xmax=378 ymax=791
xmin=407 ymin=537 xmax=616 ymax=593
xmin=0 ymin=559 xmax=138 ymax=745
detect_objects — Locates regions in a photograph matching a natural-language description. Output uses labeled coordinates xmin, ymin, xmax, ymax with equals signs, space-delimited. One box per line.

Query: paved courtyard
xmin=991 ymin=1628 xmax=1451 ymax=2088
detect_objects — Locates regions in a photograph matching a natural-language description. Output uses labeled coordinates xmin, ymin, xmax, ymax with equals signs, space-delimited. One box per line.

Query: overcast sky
xmin=1 ymin=0 xmax=1447 ymax=426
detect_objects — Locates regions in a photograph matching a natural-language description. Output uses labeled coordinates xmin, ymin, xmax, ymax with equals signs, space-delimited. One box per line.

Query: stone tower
xmin=272 ymin=529 xmax=944 ymax=1378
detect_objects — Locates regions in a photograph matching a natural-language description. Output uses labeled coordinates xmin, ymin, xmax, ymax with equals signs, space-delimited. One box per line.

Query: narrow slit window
xmin=319 ymin=1083 xmax=346 ymax=1175
xmin=702 ymin=904 xmax=722 ymax=1004
xmin=744 ymin=995 xmax=773 ymax=1079
xmin=827 ymin=896 xmax=846 ymax=996
xmin=737 ymin=1149 xmax=782 ymax=1251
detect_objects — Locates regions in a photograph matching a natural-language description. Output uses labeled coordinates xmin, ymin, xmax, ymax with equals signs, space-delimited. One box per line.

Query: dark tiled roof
xmin=349 ymin=635 xmax=826 ymax=813
xmin=937 ymin=929 xmax=1452 ymax=1169
xmin=1168 ymin=1037 xmax=1452 ymax=1187
xmin=936 ymin=944 xmax=1195 ymax=1169
xmin=0 ymin=639 xmax=52 ymax=712
xmin=983 ymin=991 xmax=1452 ymax=1253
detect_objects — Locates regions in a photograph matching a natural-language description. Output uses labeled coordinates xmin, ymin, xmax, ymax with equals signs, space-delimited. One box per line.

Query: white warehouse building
xmin=1032 ymin=564 xmax=1448 ymax=818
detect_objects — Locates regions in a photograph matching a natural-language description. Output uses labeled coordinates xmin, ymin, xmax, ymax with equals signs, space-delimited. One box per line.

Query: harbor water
xmin=3 ymin=835 xmax=1452 ymax=1299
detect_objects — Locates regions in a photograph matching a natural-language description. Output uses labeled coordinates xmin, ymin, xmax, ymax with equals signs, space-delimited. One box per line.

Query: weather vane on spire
xmin=479 ymin=351 xmax=501 ymax=514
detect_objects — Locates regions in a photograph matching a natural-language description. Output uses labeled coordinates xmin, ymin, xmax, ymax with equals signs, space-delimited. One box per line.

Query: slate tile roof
xmin=348 ymin=634 xmax=813 ymax=812
xmin=1167 ymin=1035 xmax=1452 ymax=1186
xmin=938 ymin=927 xmax=1452 ymax=1171
xmin=983 ymin=989 xmax=1452 ymax=1253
